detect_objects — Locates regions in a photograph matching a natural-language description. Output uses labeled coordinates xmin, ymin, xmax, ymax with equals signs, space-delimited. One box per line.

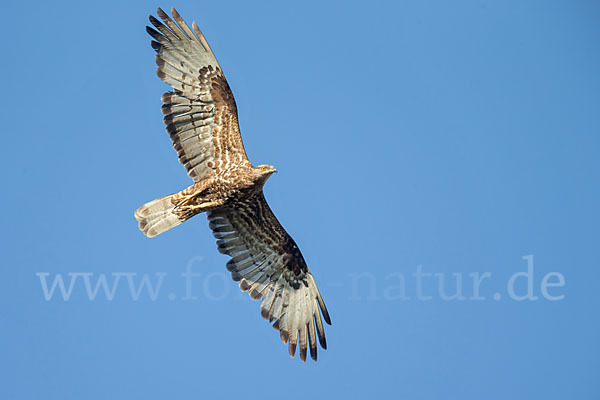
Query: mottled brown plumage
xmin=135 ymin=8 xmax=331 ymax=362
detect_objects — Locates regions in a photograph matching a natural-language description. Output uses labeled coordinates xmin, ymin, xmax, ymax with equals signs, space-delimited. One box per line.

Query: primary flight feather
xmin=135 ymin=7 xmax=331 ymax=362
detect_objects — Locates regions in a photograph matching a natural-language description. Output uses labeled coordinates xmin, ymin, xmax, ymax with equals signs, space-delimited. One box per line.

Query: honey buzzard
xmin=135 ymin=8 xmax=331 ymax=362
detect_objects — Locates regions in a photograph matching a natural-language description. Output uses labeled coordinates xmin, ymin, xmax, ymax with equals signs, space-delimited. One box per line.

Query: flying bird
xmin=135 ymin=8 xmax=331 ymax=362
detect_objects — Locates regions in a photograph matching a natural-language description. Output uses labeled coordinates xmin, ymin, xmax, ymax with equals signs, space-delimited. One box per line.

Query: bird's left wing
xmin=207 ymin=193 xmax=331 ymax=362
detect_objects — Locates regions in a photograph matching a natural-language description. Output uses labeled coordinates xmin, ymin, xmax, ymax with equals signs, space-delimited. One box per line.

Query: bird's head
xmin=253 ymin=164 xmax=277 ymax=182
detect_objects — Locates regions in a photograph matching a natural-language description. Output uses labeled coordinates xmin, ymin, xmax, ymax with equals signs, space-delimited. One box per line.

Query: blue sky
xmin=2 ymin=0 xmax=599 ymax=398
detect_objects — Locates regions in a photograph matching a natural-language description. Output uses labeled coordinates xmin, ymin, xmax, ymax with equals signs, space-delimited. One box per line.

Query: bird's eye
xmin=261 ymin=167 xmax=267 ymax=171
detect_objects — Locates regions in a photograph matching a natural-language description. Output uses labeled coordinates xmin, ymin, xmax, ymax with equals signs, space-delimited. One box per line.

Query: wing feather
xmin=207 ymin=192 xmax=331 ymax=362
xmin=147 ymin=8 xmax=250 ymax=182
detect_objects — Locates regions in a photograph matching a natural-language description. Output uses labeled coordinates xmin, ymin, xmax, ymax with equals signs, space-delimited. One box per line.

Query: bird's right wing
xmin=147 ymin=8 xmax=251 ymax=181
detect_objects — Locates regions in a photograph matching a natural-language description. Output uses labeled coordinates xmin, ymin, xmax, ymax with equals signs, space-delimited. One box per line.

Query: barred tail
xmin=135 ymin=194 xmax=183 ymax=238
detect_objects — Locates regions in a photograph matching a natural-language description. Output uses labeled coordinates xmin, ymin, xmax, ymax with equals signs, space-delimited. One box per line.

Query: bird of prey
xmin=135 ymin=8 xmax=331 ymax=362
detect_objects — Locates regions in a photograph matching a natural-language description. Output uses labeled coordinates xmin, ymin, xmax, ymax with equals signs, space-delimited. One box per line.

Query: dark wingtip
xmin=161 ymin=92 xmax=172 ymax=103
xmin=250 ymin=289 xmax=262 ymax=300
xmin=149 ymin=15 xmax=161 ymax=28
xmin=157 ymin=7 xmax=168 ymax=19
xmin=260 ymin=307 xmax=269 ymax=320
xmin=146 ymin=26 xmax=158 ymax=37
xmin=318 ymin=334 xmax=327 ymax=350
xmin=239 ymin=279 xmax=250 ymax=292
xmin=165 ymin=123 xmax=177 ymax=134
xmin=280 ymin=329 xmax=289 ymax=344
xmin=300 ymin=346 xmax=307 ymax=362
xmin=150 ymin=40 xmax=161 ymax=52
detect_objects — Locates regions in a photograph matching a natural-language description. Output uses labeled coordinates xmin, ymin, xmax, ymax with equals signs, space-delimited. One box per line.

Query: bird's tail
xmin=135 ymin=194 xmax=186 ymax=238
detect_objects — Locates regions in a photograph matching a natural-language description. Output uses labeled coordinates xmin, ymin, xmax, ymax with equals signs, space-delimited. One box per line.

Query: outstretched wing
xmin=207 ymin=193 xmax=331 ymax=362
xmin=147 ymin=8 xmax=250 ymax=181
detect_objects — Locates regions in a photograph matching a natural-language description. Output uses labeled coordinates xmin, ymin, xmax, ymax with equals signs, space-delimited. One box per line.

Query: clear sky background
xmin=2 ymin=0 xmax=599 ymax=399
